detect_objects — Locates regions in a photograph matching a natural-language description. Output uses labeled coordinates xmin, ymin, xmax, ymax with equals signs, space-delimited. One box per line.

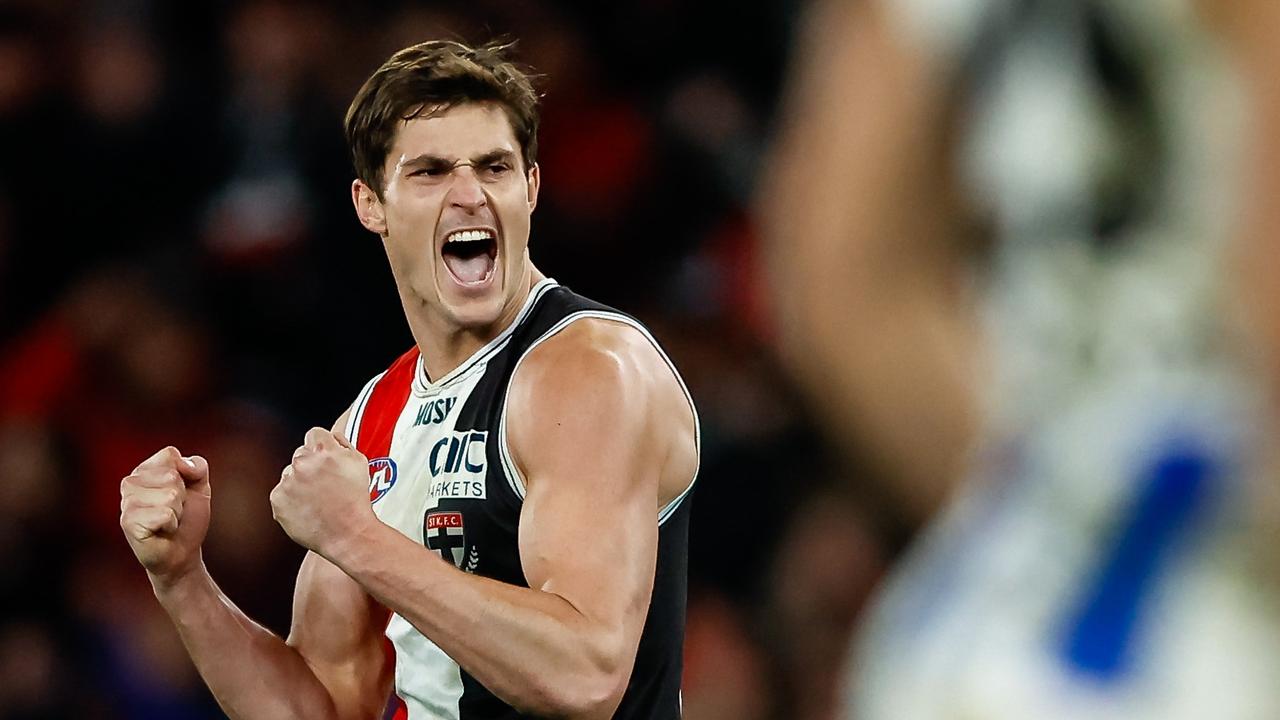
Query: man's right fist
xmin=119 ymin=446 xmax=212 ymax=585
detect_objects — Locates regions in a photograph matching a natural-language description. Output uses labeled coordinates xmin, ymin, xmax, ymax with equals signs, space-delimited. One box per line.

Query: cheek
xmin=385 ymin=202 xmax=442 ymax=246
xmin=387 ymin=188 xmax=443 ymax=224
xmin=496 ymin=190 xmax=533 ymax=236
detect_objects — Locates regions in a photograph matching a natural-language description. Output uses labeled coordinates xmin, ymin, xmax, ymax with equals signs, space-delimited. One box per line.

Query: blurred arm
xmin=1199 ymin=0 xmax=1280 ymax=401
xmin=760 ymin=0 xmax=981 ymax=522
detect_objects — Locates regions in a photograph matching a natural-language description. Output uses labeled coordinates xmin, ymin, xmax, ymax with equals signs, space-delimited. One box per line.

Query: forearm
xmin=330 ymin=523 xmax=627 ymax=718
xmin=1223 ymin=16 xmax=1280 ymax=405
xmin=765 ymin=0 xmax=977 ymax=520
xmin=151 ymin=566 xmax=342 ymax=720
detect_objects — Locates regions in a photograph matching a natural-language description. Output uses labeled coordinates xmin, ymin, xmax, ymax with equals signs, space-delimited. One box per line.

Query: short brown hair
xmin=344 ymin=39 xmax=540 ymax=198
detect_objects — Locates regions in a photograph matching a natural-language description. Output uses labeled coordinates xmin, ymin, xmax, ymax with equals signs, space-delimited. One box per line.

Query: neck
xmin=408 ymin=265 xmax=546 ymax=383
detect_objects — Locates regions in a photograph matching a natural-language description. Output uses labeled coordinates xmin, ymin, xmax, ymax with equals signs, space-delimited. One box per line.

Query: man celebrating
xmin=119 ymin=40 xmax=699 ymax=720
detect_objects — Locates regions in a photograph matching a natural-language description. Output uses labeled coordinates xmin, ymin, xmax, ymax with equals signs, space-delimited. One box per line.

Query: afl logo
xmin=368 ymin=457 xmax=397 ymax=503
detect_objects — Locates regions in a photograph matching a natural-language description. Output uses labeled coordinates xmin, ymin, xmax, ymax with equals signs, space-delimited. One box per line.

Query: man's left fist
xmin=271 ymin=427 xmax=374 ymax=557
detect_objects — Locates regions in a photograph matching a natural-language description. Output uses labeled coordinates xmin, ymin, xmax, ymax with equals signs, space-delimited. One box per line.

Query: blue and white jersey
xmin=846 ymin=1 xmax=1280 ymax=718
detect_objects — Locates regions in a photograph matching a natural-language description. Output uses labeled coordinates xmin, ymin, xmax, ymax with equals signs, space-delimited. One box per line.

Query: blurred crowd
xmin=0 ymin=1 xmax=904 ymax=718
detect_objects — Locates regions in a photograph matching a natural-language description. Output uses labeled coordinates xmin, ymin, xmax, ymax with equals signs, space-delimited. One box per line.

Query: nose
xmin=448 ymin=165 xmax=487 ymax=212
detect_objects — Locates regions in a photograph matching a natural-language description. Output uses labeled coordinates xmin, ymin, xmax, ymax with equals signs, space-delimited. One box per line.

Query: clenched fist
xmin=120 ymin=446 xmax=211 ymax=586
xmin=271 ymin=427 xmax=375 ymax=559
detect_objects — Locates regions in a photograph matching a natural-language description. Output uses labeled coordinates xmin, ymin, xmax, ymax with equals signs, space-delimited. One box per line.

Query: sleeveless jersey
xmin=344 ymin=278 xmax=698 ymax=720
xmin=845 ymin=1 xmax=1280 ymax=718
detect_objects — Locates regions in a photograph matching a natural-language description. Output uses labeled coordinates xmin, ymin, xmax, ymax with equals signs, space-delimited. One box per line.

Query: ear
xmin=525 ymin=163 xmax=540 ymax=214
xmin=351 ymin=179 xmax=388 ymax=235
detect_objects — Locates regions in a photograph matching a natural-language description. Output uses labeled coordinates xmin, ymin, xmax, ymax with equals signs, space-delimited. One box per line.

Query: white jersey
xmin=846 ymin=1 xmax=1280 ymax=718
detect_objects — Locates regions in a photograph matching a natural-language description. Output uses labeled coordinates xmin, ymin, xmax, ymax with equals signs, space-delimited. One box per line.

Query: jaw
xmin=402 ymin=222 xmax=533 ymax=342
xmin=401 ymin=246 xmax=535 ymax=380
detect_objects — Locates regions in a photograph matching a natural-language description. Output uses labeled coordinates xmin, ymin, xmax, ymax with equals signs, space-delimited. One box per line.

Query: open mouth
xmin=441 ymin=229 xmax=497 ymax=286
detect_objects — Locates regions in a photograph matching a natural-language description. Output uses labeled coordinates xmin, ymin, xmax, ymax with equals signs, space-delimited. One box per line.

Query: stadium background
xmin=0 ymin=1 xmax=906 ymax=718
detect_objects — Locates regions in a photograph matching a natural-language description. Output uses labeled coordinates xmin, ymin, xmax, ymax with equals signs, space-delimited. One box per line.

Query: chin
xmin=444 ymin=296 xmax=506 ymax=331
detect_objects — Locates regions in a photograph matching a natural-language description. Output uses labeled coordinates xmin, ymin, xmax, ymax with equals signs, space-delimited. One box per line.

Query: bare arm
xmin=122 ymin=411 xmax=391 ymax=720
xmin=1198 ymin=0 xmax=1280 ymax=402
xmin=157 ymin=551 xmax=390 ymax=720
xmin=312 ymin=321 xmax=677 ymax=718
xmin=759 ymin=0 xmax=980 ymax=521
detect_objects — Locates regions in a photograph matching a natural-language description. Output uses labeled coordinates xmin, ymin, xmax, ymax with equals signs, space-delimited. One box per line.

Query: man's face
xmin=360 ymin=101 xmax=539 ymax=332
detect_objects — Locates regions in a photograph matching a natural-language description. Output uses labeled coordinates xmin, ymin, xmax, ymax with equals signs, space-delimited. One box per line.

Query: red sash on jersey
xmin=355 ymin=346 xmax=418 ymax=720
xmin=356 ymin=347 xmax=419 ymax=458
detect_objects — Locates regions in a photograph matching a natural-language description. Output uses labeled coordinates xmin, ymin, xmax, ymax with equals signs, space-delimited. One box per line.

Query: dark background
xmin=0 ymin=2 xmax=908 ymax=718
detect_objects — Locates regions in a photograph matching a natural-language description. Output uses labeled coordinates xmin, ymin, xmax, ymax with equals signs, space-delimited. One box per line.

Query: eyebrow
xmin=471 ymin=149 xmax=517 ymax=167
xmin=402 ymin=149 xmax=518 ymax=171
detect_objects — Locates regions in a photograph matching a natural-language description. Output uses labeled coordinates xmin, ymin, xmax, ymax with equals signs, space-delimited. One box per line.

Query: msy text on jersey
xmin=426 ymin=429 xmax=488 ymax=500
xmin=415 ymin=397 xmax=457 ymax=427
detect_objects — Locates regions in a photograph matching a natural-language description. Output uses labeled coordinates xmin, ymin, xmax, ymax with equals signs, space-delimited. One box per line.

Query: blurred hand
xmin=271 ymin=428 xmax=374 ymax=558
xmin=120 ymin=447 xmax=212 ymax=586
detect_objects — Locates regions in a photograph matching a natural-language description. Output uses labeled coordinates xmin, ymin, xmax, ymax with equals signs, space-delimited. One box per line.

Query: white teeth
xmin=446 ymin=229 xmax=495 ymax=244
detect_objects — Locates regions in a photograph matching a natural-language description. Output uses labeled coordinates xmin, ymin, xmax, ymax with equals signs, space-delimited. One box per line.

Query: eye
xmin=409 ymin=164 xmax=450 ymax=178
xmin=482 ymin=162 xmax=512 ymax=178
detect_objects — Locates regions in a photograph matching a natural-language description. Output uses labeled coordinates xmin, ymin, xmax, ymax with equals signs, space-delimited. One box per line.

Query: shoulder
xmin=518 ymin=316 xmax=667 ymax=390
xmin=505 ymin=316 xmax=695 ymax=480
xmin=508 ymin=318 xmax=666 ymax=434
xmin=510 ymin=314 xmax=698 ymax=420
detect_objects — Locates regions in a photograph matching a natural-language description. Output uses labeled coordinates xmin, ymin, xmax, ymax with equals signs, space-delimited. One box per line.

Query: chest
xmin=366 ymin=365 xmax=524 ymax=579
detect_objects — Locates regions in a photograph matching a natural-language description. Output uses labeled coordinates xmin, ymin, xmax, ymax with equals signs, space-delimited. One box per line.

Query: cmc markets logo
xmin=367 ymin=457 xmax=397 ymax=503
xmin=427 ymin=430 xmax=487 ymax=500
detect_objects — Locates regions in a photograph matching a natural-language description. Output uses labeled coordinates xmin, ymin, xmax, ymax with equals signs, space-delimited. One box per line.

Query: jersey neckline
xmin=411 ymin=278 xmax=560 ymax=396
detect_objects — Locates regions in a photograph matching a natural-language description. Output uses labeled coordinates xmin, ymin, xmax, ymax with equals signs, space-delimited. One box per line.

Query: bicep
xmin=509 ymin=329 xmax=661 ymax=636
xmin=517 ymin=456 xmax=659 ymax=623
xmin=287 ymin=551 xmax=391 ymax=720
xmin=764 ymin=0 xmax=956 ymax=393
xmin=762 ymin=0 xmax=977 ymax=520
xmin=764 ymin=0 xmax=953 ymax=324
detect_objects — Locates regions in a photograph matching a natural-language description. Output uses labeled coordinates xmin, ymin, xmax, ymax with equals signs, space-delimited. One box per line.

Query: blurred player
xmin=119 ymin=40 xmax=699 ymax=719
xmin=763 ymin=0 xmax=1280 ymax=717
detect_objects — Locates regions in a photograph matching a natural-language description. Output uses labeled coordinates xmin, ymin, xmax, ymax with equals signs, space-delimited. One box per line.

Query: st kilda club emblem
xmin=425 ymin=511 xmax=466 ymax=567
